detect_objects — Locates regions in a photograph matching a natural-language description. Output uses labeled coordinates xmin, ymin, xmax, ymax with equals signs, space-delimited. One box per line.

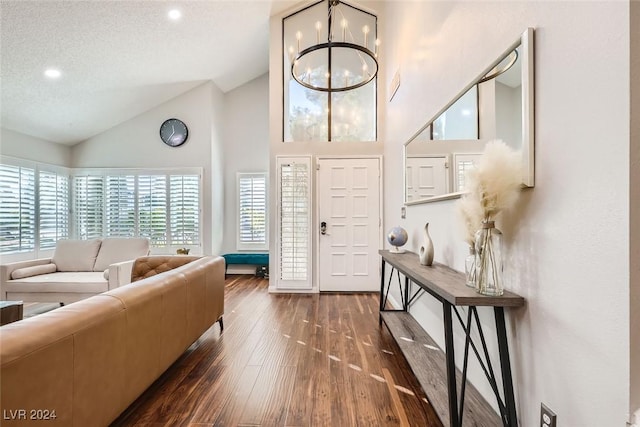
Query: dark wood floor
xmin=112 ymin=275 xmax=443 ymax=427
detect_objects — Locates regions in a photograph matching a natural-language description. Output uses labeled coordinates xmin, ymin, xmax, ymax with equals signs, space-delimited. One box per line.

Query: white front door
xmin=318 ymin=158 xmax=381 ymax=292
xmin=405 ymin=155 xmax=449 ymax=200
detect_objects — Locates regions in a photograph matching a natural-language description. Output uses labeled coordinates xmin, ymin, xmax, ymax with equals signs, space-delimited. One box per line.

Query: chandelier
xmin=285 ymin=0 xmax=379 ymax=93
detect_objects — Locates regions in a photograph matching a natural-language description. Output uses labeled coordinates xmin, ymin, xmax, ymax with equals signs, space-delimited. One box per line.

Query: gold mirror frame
xmin=403 ymin=28 xmax=534 ymax=205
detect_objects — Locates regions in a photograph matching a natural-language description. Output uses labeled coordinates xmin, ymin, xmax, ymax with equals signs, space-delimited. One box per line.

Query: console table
xmin=378 ymin=250 xmax=524 ymax=427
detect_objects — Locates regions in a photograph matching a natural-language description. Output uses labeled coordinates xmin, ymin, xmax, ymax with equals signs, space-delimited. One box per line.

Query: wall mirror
xmin=404 ymin=28 xmax=534 ymax=205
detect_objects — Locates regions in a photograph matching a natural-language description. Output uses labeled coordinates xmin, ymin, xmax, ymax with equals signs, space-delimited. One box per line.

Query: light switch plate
xmin=540 ymin=403 xmax=557 ymax=427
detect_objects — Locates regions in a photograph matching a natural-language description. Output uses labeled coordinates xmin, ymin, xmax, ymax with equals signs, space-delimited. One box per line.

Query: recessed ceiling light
xmin=44 ymin=68 xmax=61 ymax=79
xmin=168 ymin=9 xmax=181 ymax=20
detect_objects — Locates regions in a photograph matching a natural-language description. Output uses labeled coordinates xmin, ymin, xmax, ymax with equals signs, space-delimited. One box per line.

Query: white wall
xmin=71 ymin=81 xmax=224 ymax=255
xmin=221 ymin=73 xmax=270 ymax=263
xmin=381 ymin=2 xmax=630 ymax=426
xmin=495 ymin=82 xmax=521 ymax=149
xmin=0 ymin=128 xmax=71 ymax=166
xmin=210 ymin=80 xmax=226 ymax=257
xmin=630 ymin=2 xmax=640 ymax=424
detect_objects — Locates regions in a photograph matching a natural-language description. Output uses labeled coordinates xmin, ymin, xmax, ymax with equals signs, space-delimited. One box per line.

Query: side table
xmin=1 ymin=301 xmax=24 ymax=326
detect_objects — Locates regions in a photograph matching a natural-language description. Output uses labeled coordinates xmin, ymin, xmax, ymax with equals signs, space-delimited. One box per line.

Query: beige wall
xmin=221 ymin=73 xmax=270 ymax=259
xmin=630 ymin=0 xmax=640 ymax=423
xmin=0 ymin=128 xmax=71 ymax=167
xmin=381 ymin=1 xmax=630 ymax=425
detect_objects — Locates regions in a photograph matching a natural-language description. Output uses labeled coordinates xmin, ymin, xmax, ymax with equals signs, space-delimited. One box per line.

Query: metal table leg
xmin=443 ymin=301 xmax=459 ymax=427
xmin=379 ymin=259 xmax=386 ymax=324
xmin=495 ymin=307 xmax=518 ymax=427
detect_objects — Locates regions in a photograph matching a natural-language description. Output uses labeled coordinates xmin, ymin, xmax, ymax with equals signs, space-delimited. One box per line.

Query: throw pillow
xmin=93 ymin=238 xmax=150 ymax=271
xmin=10 ymin=263 xmax=57 ymax=279
xmin=53 ymin=239 xmax=102 ymax=271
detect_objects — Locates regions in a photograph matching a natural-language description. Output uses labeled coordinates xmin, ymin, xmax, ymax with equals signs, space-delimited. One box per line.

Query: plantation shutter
xmin=0 ymin=164 xmax=35 ymax=253
xmin=138 ymin=175 xmax=168 ymax=246
xmin=238 ymin=173 xmax=267 ymax=249
xmin=39 ymin=171 xmax=69 ymax=250
xmin=74 ymin=175 xmax=104 ymax=240
xmin=169 ymin=175 xmax=200 ymax=245
xmin=105 ymin=175 xmax=135 ymax=237
xmin=277 ymin=157 xmax=311 ymax=288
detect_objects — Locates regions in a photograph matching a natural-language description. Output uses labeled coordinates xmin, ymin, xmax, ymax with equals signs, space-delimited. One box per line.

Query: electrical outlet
xmin=401 ymin=206 xmax=406 ymax=219
xmin=540 ymin=403 xmax=557 ymax=427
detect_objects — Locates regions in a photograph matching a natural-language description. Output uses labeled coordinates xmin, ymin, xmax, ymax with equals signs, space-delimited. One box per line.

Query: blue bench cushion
xmin=222 ymin=253 xmax=269 ymax=265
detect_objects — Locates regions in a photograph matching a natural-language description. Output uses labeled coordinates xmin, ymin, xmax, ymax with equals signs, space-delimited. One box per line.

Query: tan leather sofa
xmin=0 ymin=255 xmax=225 ymax=426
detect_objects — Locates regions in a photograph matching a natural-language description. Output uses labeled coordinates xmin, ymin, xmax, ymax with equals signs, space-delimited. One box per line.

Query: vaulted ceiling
xmin=0 ymin=0 xmax=299 ymax=145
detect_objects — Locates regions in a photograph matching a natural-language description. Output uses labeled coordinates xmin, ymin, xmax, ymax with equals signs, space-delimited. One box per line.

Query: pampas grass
xmin=463 ymin=140 xmax=523 ymax=221
xmin=456 ymin=194 xmax=483 ymax=246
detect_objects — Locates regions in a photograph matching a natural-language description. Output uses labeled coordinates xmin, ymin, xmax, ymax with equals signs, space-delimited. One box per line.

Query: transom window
xmin=282 ymin=1 xmax=377 ymax=142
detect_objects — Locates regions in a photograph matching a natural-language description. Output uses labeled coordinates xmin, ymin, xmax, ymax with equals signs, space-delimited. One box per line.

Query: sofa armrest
xmin=107 ymin=260 xmax=136 ymax=290
xmin=0 ymin=258 xmax=53 ymax=283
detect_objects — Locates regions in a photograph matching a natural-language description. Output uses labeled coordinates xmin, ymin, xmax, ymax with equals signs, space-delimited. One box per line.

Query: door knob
xmin=320 ymin=221 xmax=327 ymax=235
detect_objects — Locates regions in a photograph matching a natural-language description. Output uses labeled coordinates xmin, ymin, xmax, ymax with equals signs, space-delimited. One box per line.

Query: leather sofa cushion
xmin=53 ymin=239 xmax=102 ymax=271
xmin=94 ymin=238 xmax=150 ymax=272
xmin=10 ymin=263 xmax=57 ymax=279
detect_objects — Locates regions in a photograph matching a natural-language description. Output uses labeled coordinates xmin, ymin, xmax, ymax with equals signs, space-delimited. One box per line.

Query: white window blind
xmin=39 ymin=171 xmax=69 ymax=250
xmin=169 ymin=175 xmax=200 ymax=245
xmin=237 ymin=173 xmax=267 ymax=250
xmin=0 ymin=164 xmax=36 ymax=253
xmin=277 ymin=157 xmax=311 ymax=288
xmin=74 ymin=175 xmax=105 ymax=240
xmin=454 ymin=153 xmax=482 ymax=192
xmin=138 ymin=175 xmax=167 ymax=246
xmin=73 ymin=170 xmax=201 ymax=249
xmin=105 ymin=175 xmax=135 ymax=237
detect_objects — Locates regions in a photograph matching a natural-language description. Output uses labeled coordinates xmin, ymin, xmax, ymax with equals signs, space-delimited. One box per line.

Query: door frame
xmin=314 ymin=155 xmax=384 ymax=292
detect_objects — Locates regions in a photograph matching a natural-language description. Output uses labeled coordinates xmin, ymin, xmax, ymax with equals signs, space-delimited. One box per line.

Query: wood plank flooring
xmin=111 ymin=275 xmax=443 ymax=427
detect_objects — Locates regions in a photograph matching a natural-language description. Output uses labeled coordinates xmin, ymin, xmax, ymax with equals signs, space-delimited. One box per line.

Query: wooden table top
xmin=0 ymin=300 xmax=23 ymax=309
xmin=380 ymin=250 xmax=525 ymax=307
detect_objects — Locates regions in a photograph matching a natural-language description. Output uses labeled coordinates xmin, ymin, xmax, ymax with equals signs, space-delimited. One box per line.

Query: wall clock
xmin=160 ymin=118 xmax=189 ymax=147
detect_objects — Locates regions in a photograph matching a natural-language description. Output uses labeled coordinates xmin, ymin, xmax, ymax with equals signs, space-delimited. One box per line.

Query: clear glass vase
xmin=474 ymin=220 xmax=504 ymax=296
xmin=465 ymin=246 xmax=476 ymax=288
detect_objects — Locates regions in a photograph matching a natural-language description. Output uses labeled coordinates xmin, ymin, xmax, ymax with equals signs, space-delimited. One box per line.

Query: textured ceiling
xmin=0 ymin=0 xmax=298 ymax=145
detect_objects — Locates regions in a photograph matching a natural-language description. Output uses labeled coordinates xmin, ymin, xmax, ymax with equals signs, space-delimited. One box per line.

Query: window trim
xmin=236 ymin=172 xmax=268 ymax=251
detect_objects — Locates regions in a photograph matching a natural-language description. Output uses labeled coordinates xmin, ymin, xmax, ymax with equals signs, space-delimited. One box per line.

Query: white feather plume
xmin=456 ymin=140 xmax=523 ymax=244
xmin=456 ymin=193 xmax=483 ymax=246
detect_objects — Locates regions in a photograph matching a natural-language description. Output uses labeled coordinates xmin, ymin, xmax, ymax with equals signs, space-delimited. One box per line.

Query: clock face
xmin=160 ymin=118 xmax=188 ymax=147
